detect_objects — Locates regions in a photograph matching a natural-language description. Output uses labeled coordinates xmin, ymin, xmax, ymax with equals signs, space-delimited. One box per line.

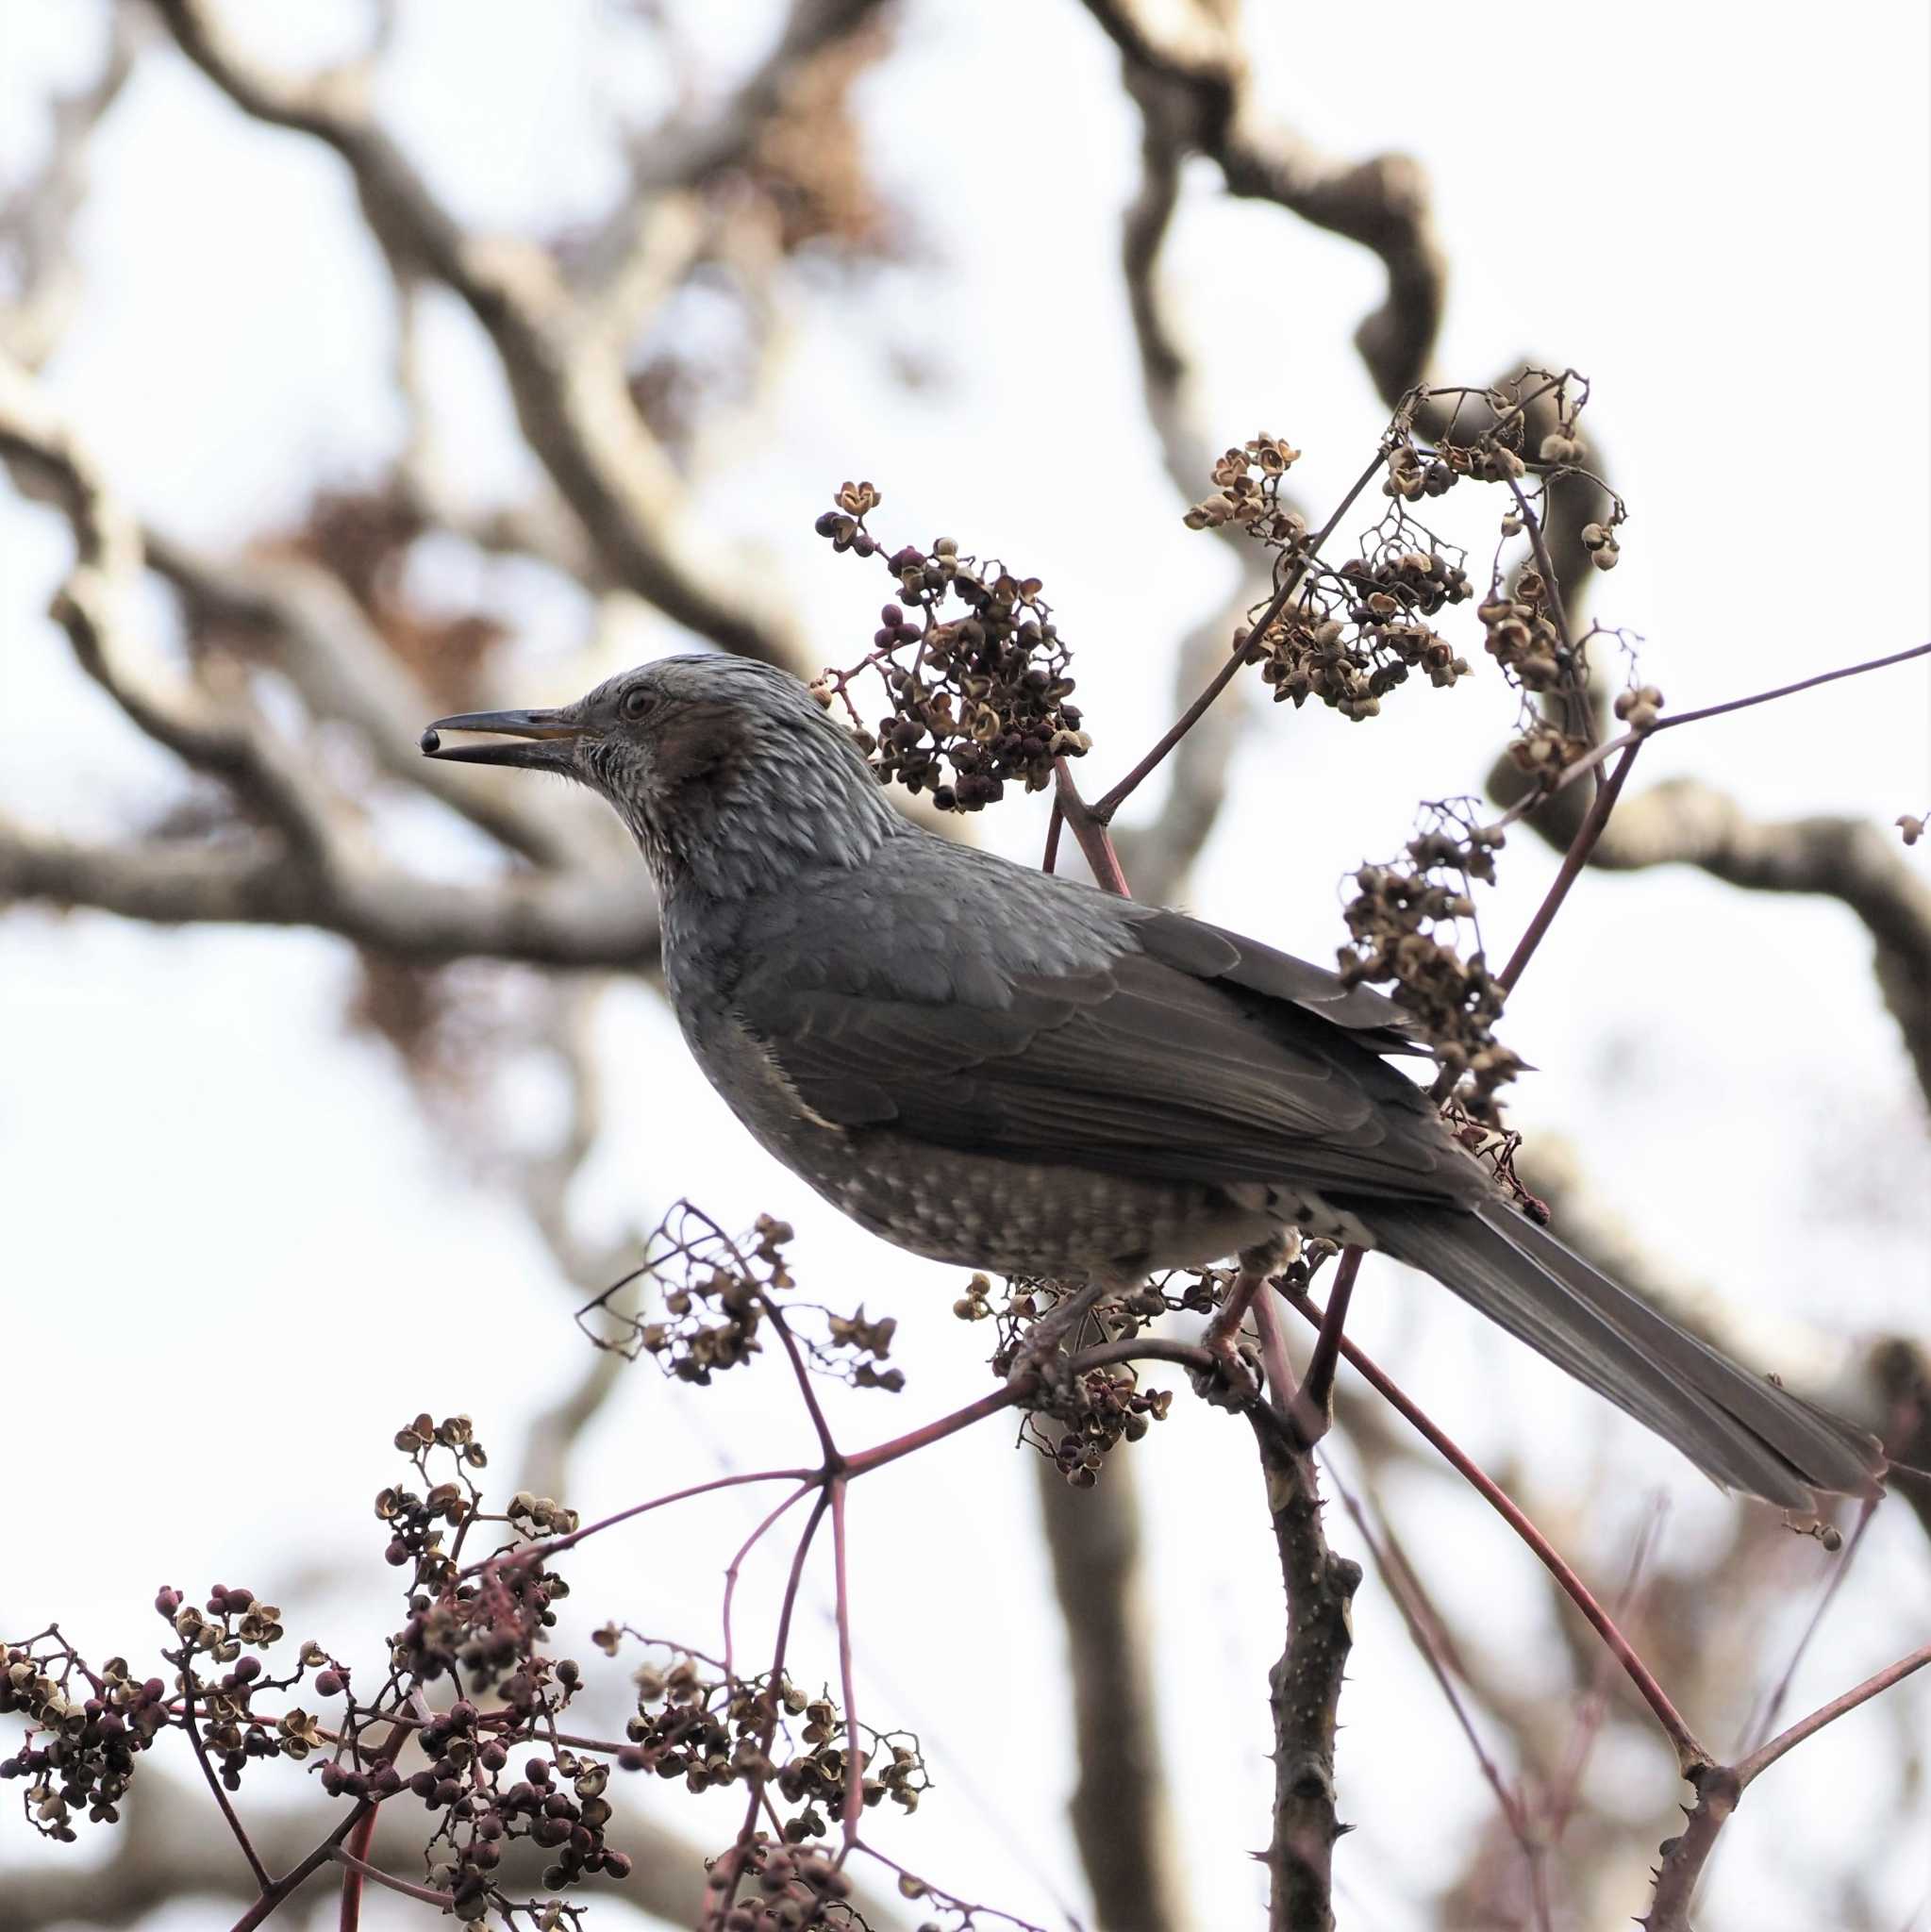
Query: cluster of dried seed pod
xmin=813 ymin=484 xmax=1090 ymax=810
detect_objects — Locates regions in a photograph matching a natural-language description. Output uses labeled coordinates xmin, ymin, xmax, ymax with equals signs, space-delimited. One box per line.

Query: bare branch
xmin=1642 ymin=1644 xmax=1931 ymax=1931
xmin=1511 ymin=772 xmax=1931 ymax=1105
xmin=1109 ymin=98 xmax=1273 ymax=902
xmin=1252 ymin=1412 xmax=1359 ymax=1931
xmin=1086 ymin=0 xmax=1446 ymax=403
xmin=0 ymin=818 xmax=658 ymax=970
xmin=147 ymin=0 xmax=803 ymax=666
xmin=0 ymin=6 xmax=141 ymax=368
xmin=617 ymin=0 xmax=891 ymax=201
xmin=143 ymin=529 xmax=608 ymax=872
xmin=0 ymin=352 xmax=337 ymax=858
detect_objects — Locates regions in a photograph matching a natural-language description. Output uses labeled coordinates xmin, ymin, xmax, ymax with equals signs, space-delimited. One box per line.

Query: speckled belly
xmin=825 ymin=1134 xmax=1266 ymax=1274
xmin=773 ymin=1122 xmax=1284 ymax=1277
xmin=689 ymin=1005 xmax=1372 ymax=1278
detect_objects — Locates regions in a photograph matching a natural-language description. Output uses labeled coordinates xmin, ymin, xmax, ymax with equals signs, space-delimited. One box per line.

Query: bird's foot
xmin=1190 ymin=1332 xmax=1265 ymax=1412
xmin=997 ymin=1277 xmax=1108 ymax=1400
xmin=1193 ymin=1237 xmax=1289 ymax=1410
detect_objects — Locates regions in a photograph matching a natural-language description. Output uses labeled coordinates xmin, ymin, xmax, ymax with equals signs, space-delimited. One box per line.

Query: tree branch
xmin=1509 ymin=772 xmax=1931 ymax=1107
xmin=1251 ymin=1412 xmax=1359 ymax=1932
xmin=1084 ymin=0 xmax=1446 ymax=404
xmin=1641 ymin=1643 xmax=1931 ymax=1930
xmin=0 ymin=351 xmax=336 ymax=859
xmin=0 ymin=818 xmax=659 ymax=969
xmin=146 ymin=0 xmax=803 ymax=667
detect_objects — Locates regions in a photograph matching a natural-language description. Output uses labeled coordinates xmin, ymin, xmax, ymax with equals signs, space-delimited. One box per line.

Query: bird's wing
xmin=733 ymin=908 xmax=1476 ymax=1207
xmin=1127 ymin=906 xmax=1427 ymax=1055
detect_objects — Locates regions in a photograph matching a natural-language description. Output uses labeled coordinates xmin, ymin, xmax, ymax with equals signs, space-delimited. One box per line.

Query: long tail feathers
xmin=1367 ymin=1204 xmax=1887 ymax=1511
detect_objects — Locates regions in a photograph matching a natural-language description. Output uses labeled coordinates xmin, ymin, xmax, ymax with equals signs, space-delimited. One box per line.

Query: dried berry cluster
xmin=1 ymin=1411 xmax=667 ymax=1928
xmin=420 ymin=1734 xmax=630 ymax=1918
xmin=376 ymin=1410 xmax=492 ymax=1592
xmin=1438 ymin=1098 xmax=1549 ymax=1224
xmin=1186 ymin=431 xmax=1486 ymax=723
xmin=812 ymin=482 xmax=1090 ymax=810
xmin=1470 ymin=565 xmax=1599 ymax=780
xmin=1379 ymin=372 xmax=1628 ymax=765
xmin=1028 ymin=1368 xmax=1175 ymax=1490
xmin=1338 ymin=818 xmax=1522 ymax=1115
xmin=601 ymin=1636 xmax=924 ymax=1863
xmin=965 ymin=1270 xmax=1211 ymax=1350
xmin=1240 ymin=543 xmax=1476 ymax=721
xmin=1 ymin=1641 xmax=167 ymax=1837
xmin=948 ymin=1278 xmax=1179 ymax=1486
xmin=1614 ymin=682 xmax=1666 ymax=732
xmin=581 ymin=1204 xmax=904 ymax=1392
xmin=704 ymin=1840 xmax=863 ymax=1931
xmin=1183 ymin=434 xmax=1305 ymax=540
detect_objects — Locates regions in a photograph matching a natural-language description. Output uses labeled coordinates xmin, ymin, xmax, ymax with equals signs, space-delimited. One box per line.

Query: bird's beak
xmin=419 ymin=706 xmax=590 ymax=771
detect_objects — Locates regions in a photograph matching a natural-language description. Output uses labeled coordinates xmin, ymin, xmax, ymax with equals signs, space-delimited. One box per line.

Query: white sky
xmin=2 ymin=3 xmax=1928 ymax=1928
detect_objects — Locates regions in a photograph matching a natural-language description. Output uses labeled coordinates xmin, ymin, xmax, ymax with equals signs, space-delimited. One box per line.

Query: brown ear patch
xmin=649 ymin=698 xmax=751 ymax=795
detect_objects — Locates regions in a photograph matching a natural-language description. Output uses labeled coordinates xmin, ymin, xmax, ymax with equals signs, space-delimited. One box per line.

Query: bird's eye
xmin=620 ymin=687 xmax=657 ymax=722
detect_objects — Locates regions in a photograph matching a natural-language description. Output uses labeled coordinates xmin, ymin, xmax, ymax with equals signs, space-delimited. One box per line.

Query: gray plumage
xmin=423 ymin=654 xmax=1886 ymax=1511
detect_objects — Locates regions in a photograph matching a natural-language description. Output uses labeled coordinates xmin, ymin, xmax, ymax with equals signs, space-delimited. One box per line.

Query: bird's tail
xmin=1366 ymin=1203 xmax=1887 ymax=1510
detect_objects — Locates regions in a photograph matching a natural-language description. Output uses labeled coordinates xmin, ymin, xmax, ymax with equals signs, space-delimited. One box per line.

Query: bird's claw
xmin=1002 ymin=1330 xmax=1082 ymax=1404
xmin=1190 ymin=1333 xmax=1265 ymax=1411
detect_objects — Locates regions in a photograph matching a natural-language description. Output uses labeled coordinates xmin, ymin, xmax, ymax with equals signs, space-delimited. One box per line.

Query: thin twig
xmin=1643 ymin=1642 xmax=1931 ymax=1929
xmin=720 ymin=1491 xmax=832 ymax=1923
xmin=1497 ymin=741 xmax=1642 ymax=993
xmin=1280 ymin=1285 xmax=1711 ymax=1774
xmin=722 ymin=1482 xmax=816 ymax=1688
xmin=1324 ymin=1457 xmax=1543 ymax=1921
xmin=830 ymin=1479 xmax=865 ymax=1848
xmin=1290 ymin=1246 xmax=1362 ymax=1443
xmin=1736 ymin=1641 xmax=1931 ymax=1786
xmin=1504 ymin=472 xmax=1595 ymax=762
xmin=1483 ymin=640 xmax=1931 ymax=841
xmin=1090 ymin=445 xmax=1389 ymax=822
xmin=1740 ymin=1494 xmax=1878 ymax=1755
xmin=326 ymin=1847 xmax=448 ymax=1908
xmin=179 ymin=1659 xmax=274 ymax=1894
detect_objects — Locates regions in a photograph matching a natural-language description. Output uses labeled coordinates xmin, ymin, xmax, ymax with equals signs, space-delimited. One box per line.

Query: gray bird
xmin=422 ymin=654 xmax=1884 ymax=1510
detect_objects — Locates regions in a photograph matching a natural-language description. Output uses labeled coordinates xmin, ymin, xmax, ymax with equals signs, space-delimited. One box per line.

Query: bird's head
xmin=421 ymin=655 xmax=899 ymax=896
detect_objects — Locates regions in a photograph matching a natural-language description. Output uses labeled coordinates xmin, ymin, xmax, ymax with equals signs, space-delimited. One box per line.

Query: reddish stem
xmin=179 ymin=1656 xmax=274 ymax=1893
xmin=760 ymin=1294 xmax=840 ymax=1464
xmin=720 ymin=1491 xmax=832 ymax=1924
xmin=1280 ymin=1285 xmax=1711 ymax=1774
xmin=722 ymin=1482 xmax=816 ymax=1688
xmin=829 ymin=1478 xmax=866 ymax=1850
xmin=329 ymin=1845 xmax=448 ymax=1908
xmin=1290 ymin=1245 xmax=1362 ymax=1442
xmin=1090 ymin=444 xmax=1389 ymax=820
xmin=1496 ymin=740 xmax=1641 ymax=994
xmin=841 ymin=1382 xmax=1026 ymax=1477
xmin=336 ymin=1802 xmax=380 ymax=1930
xmin=463 ymin=1465 xmax=811 ymax=1576
xmin=1736 ymin=1641 xmax=1931 ymax=1787
xmin=1659 ymin=638 xmax=1931 ymax=734
xmin=1051 ymin=755 xmax=1132 ymax=895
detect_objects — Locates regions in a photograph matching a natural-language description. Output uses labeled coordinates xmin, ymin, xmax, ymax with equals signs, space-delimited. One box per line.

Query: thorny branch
xmin=1641 ymin=1644 xmax=1931 ymax=1931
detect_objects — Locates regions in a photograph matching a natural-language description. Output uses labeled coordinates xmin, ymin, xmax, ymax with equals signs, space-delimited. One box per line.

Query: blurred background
xmin=3 ymin=3 xmax=1928 ymax=1927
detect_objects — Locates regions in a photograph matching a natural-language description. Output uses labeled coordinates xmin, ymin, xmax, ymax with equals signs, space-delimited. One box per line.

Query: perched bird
xmin=423 ymin=654 xmax=1885 ymax=1511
